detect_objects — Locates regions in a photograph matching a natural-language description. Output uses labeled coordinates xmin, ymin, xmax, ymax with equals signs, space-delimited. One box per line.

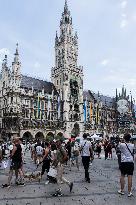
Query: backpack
xmin=73 ymin=145 xmax=79 ymax=156
xmin=36 ymin=146 xmax=43 ymax=155
xmin=57 ymin=148 xmax=68 ymax=164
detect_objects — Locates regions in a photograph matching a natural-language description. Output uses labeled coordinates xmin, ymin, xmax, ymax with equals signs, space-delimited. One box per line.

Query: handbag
xmin=47 ymin=167 xmax=57 ymax=178
xmin=73 ymin=150 xmax=79 ymax=157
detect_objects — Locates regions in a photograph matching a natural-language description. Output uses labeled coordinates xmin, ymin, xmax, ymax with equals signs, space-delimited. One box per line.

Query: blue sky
xmin=0 ymin=0 xmax=136 ymax=99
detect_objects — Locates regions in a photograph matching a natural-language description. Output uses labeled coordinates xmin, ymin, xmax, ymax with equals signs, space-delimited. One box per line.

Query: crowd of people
xmin=0 ymin=133 xmax=135 ymax=197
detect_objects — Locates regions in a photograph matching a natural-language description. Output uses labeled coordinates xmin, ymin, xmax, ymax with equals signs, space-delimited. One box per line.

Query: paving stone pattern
xmin=0 ymin=151 xmax=136 ymax=205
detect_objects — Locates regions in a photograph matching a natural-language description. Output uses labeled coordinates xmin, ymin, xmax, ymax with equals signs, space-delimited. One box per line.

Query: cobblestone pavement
xmin=0 ymin=151 xmax=136 ymax=205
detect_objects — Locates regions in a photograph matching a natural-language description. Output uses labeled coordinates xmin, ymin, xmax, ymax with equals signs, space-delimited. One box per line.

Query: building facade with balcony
xmin=0 ymin=1 xmax=84 ymax=140
xmin=0 ymin=47 xmax=61 ymax=140
xmin=0 ymin=1 xmax=135 ymax=141
xmin=83 ymin=90 xmax=116 ymax=135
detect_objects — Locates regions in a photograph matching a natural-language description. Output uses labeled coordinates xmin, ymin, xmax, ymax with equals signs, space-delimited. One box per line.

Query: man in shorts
xmin=118 ymin=133 xmax=135 ymax=197
xmin=2 ymin=137 xmax=24 ymax=188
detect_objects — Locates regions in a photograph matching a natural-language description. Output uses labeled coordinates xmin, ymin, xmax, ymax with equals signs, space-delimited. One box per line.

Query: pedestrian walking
xmin=116 ymin=141 xmax=121 ymax=169
xmin=52 ymin=140 xmax=73 ymax=197
xmin=35 ymin=142 xmax=43 ymax=165
xmin=65 ymin=141 xmax=72 ymax=161
xmin=96 ymin=141 xmax=102 ymax=159
xmin=107 ymin=141 xmax=112 ymax=159
xmin=30 ymin=141 xmax=36 ymax=161
xmin=2 ymin=137 xmax=25 ymax=188
xmin=80 ymin=133 xmax=93 ymax=183
xmin=103 ymin=139 xmax=109 ymax=160
xmin=41 ymin=142 xmax=51 ymax=178
xmin=70 ymin=141 xmax=80 ymax=171
xmin=118 ymin=133 xmax=135 ymax=197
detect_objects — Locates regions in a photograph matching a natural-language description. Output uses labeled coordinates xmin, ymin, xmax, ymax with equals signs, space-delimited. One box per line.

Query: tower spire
xmin=14 ymin=43 xmax=19 ymax=63
xmin=64 ymin=0 xmax=68 ymax=13
xmin=15 ymin=43 xmax=19 ymax=55
xmin=55 ymin=31 xmax=59 ymax=45
xmin=2 ymin=55 xmax=8 ymax=72
xmin=116 ymin=88 xmax=118 ymax=101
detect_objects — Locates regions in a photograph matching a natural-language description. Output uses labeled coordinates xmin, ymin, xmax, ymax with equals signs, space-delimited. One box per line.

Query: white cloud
xmin=100 ymin=59 xmax=109 ymax=66
xmin=121 ymin=0 xmax=128 ymax=9
xmin=132 ymin=14 xmax=136 ymax=22
xmin=128 ymin=78 xmax=136 ymax=86
xmin=34 ymin=61 xmax=40 ymax=68
xmin=120 ymin=19 xmax=128 ymax=28
xmin=121 ymin=13 xmax=127 ymax=18
xmin=120 ymin=0 xmax=128 ymax=29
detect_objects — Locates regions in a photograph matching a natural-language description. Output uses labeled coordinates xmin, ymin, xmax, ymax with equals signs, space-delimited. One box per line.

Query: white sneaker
xmin=45 ymin=180 xmax=49 ymax=185
xmin=118 ymin=190 xmax=125 ymax=195
xmin=128 ymin=192 xmax=133 ymax=197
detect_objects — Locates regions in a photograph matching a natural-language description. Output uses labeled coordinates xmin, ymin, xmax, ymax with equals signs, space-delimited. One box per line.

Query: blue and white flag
xmin=83 ymin=97 xmax=87 ymax=122
xmin=58 ymin=96 xmax=61 ymax=119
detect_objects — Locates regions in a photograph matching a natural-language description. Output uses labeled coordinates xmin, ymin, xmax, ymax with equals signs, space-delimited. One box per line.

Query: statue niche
xmin=70 ymin=79 xmax=78 ymax=99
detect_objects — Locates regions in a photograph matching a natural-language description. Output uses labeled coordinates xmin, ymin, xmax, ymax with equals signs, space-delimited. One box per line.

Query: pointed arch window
xmin=65 ymin=16 xmax=69 ymax=23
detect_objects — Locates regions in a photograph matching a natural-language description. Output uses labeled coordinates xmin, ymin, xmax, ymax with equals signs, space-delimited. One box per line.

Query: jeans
xmin=82 ymin=156 xmax=90 ymax=180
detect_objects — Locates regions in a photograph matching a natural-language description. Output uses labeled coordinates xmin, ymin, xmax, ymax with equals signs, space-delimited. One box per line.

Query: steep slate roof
xmin=83 ymin=90 xmax=93 ymax=101
xmin=83 ymin=90 xmax=114 ymax=107
xmin=94 ymin=93 xmax=114 ymax=107
xmin=20 ymin=75 xmax=58 ymax=95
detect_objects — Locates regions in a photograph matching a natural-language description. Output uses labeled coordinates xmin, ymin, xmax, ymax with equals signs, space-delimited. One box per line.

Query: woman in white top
xmin=118 ymin=133 xmax=135 ymax=197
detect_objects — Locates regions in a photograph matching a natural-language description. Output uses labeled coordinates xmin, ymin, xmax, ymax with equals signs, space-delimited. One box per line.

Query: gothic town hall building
xmin=0 ymin=1 xmax=84 ymax=141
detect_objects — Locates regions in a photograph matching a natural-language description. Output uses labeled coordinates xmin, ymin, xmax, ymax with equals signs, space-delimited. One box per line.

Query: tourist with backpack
xmin=52 ymin=140 xmax=73 ymax=197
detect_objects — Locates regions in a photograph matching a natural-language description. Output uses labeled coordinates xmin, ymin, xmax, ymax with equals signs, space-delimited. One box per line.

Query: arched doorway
xmin=46 ymin=132 xmax=54 ymax=142
xmin=35 ymin=132 xmax=44 ymax=140
xmin=71 ymin=123 xmax=80 ymax=138
xmin=56 ymin=132 xmax=64 ymax=141
xmin=22 ymin=131 xmax=33 ymax=142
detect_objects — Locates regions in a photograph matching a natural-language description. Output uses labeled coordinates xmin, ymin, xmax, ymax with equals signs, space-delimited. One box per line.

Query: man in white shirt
xmin=118 ymin=133 xmax=135 ymax=197
xmin=36 ymin=143 xmax=43 ymax=165
xmin=80 ymin=133 xmax=93 ymax=183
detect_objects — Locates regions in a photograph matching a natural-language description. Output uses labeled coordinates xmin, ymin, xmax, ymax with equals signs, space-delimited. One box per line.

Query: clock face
xmin=117 ymin=99 xmax=128 ymax=114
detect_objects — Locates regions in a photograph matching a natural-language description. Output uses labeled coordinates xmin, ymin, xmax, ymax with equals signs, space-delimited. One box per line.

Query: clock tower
xmin=51 ymin=0 xmax=84 ymax=137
